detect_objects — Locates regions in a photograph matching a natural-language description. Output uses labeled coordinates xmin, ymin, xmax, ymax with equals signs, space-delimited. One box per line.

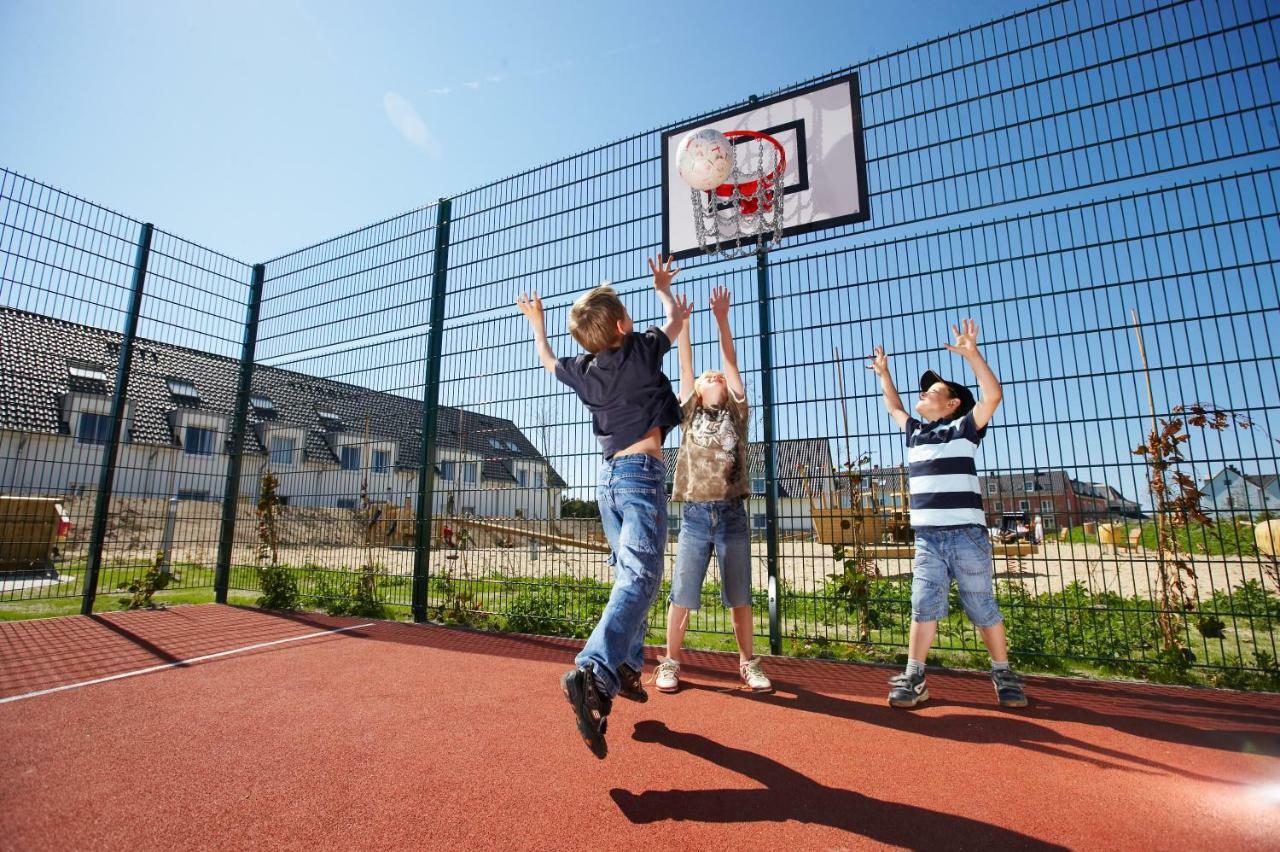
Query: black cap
xmin=920 ymin=370 xmax=976 ymax=420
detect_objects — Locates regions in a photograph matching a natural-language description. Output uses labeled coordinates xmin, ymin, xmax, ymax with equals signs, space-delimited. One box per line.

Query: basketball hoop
xmin=690 ymin=130 xmax=786 ymax=258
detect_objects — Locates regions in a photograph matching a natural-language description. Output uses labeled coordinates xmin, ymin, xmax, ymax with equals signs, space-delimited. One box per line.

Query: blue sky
xmin=3 ymin=0 xmax=1278 ymax=518
xmin=1 ymin=0 xmax=1032 ymax=261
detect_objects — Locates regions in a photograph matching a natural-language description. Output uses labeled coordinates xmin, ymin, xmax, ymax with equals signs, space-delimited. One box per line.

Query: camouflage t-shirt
xmin=672 ymin=394 xmax=750 ymax=502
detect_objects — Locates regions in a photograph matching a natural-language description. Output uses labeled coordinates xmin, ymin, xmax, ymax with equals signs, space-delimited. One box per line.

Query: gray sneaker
xmin=739 ymin=657 xmax=773 ymax=692
xmin=654 ymin=657 xmax=680 ymax=693
xmin=992 ymin=668 xmax=1028 ymax=707
xmin=887 ymin=670 xmax=929 ymax=708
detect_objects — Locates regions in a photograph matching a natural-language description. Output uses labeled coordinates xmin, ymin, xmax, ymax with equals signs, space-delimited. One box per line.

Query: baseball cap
xmin=920 ymin=370 xmax=976 ymax=419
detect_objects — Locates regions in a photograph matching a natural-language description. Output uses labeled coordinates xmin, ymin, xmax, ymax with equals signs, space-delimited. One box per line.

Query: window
xmin=751 ymin=477 xmax=766 ymax=495
xmin=516 ymin=470 xmax=527 ymax=487
xmin=462 ymin=463 xmax=477 ymax=483
xmin=506 ymin=440 xmax=519 ymax=452
xmin=68 ymin=362 xmax=108 ymax=382
xmin=184 ymin=426 xmax=216 ymax=456
xmin=77 ymin=412 xmax=112 ymax=445
xmin=177 ymin=489 xmax=209 ymax=502
xmin=1019 ymin=500 xmax=1029 ymax=511
xmin=340 ymin=446 xmax=361 ymax=471
xmin=317 ymin=410 xmax=341 ymax=428
xmin=752 ymin=514 xmax=767 ymax=529
xmin=994 ymin=501 xmax=1003 ymax=512
xmin=1040 ymin=499 xmax=1053 ymax=512
xmin=1023 ymin=481 xmax=1035 ymax=492
xmin=439 ymin=461 xmax=455 ymax=481
xmin=1043 ymin=515 xmax=1057 ymax=532
xmin=269 ymin=436 xmax=296 ymax=467
xmin=489 ymin=438 xmax=504 ymax=450
xmin=167 ymin=378 xmax=201 ymax=403
xmin=336 ymin=498 xmax=358 ymax=510
xmin=250 ymin=395 xmax=276 ymax=416
xmin=534 ymin=471 xmax=544 ymax=488
xmin=987 ymin=481 xmax=997 ymax=495
xmin=372 ymin=450 xmax=391 ymax=474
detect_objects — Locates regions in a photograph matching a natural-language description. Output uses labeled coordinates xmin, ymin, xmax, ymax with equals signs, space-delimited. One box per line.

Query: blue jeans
xmin=575 ymin=454 xmax=668 ymax=697
xmin=911 ymin=526 xmax=1003 ymax=628
xmin=670 ymin=500 xmax=752 ymax=610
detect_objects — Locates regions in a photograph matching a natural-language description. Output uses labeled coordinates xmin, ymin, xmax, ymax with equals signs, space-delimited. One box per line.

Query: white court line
xmin=0 ymin=622 xmax=374 ymax=705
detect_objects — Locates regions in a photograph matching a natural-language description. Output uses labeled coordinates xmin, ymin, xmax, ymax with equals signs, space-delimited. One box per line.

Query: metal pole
xmin=412 ymin=199 xmax=453 ymax=622
xmin=214 ymin=263 xmax=265 ymax=603
xmin=82 ymin=222 xmax=152 ymax=615
xmin=755 ymin=245 xmax=782 ymax=654
xmin=160 ymin=495 xmax=179 ymax=576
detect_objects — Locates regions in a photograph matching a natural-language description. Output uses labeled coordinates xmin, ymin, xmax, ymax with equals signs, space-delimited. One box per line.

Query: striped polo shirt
xmin=905 ymin=412 xmax=986 ymax=529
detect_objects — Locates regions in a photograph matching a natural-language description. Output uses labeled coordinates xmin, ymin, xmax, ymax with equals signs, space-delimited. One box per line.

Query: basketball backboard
xmin=661 ymin=74 xmax=869 ymax=259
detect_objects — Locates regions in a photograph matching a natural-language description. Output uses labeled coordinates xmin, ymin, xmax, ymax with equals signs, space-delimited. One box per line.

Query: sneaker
xmin=560 ymin=665 xmax=611 ymax=759
xmin=617 ymin=663 xmax=648 ymax=703
xmin=991 ymin=668 xmax=1028 ymax=708
xmin=739 ymin=657 xmax=773 ymax=693
xmin=654 ymin=657 xmax=681 ymax=693
xmin=887 ymin=670 xmax=929 ymax=708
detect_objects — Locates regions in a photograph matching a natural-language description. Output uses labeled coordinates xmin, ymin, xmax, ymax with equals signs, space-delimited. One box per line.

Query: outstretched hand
xmin=944 ymin=317 xmax=980 ymax=357
xmin=674 ymin=292 xmax=694 ymax=323
xmin=648 ymin=255 xmax=680 ymax=291
xmin=516 ymin=291 xmax=545 ymax=328
xmin=709 ymin=285 xmax=731 ymax=322
xmin=866 ymin=344 xmax=890 ymax=377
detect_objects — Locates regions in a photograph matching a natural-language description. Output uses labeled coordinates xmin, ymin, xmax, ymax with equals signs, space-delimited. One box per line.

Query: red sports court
xmin=2 ymin=604 xmax=1277 ymax=850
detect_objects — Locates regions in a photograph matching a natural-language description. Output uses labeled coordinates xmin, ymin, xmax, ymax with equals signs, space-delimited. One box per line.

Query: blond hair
xmin=568 ymin=285 xmax=627 ymax=353
xmin=693 ymin=370 xmax=727 ymax=407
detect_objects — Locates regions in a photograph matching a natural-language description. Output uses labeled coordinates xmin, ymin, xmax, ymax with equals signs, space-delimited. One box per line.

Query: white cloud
xmin=428 ymin=87 xmax=452 ymax=96
xmin=463 ymin=81 xmax=481 ymax=90
xmin=382 ymin=92 xmax=440 ymax=157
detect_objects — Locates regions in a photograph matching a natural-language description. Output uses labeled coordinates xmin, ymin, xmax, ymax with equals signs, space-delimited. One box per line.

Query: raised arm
xmin=944 ymin=318 xmax=1002 ymax=430
xmin=678 ymin=304 xmax=696 ymax=404
xmin=516 ymin=291 xmax=558 ymax=375
xmin=709 ymin=285 xmax=745 ymax=399
xmin=649 ymin=255 xmax=684 ymax=343
xmin=867 ymin=345 xmax=911 ymax=431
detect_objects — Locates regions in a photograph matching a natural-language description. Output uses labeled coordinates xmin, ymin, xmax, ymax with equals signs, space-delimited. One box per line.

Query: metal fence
xmin=2 ymin=0 xmax=1278 ymax=674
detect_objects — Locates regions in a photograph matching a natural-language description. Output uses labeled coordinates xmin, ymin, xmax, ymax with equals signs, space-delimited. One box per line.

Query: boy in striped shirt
xmin=868 ymin=319 xmax=1028 ymax=708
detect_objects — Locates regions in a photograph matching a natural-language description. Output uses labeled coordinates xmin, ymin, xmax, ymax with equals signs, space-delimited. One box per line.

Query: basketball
xmin=676 ymin=128 xmax=735 ymax=191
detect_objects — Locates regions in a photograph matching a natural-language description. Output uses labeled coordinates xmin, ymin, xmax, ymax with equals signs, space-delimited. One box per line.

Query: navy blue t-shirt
xmin=554 ymin=327 xmax=682 ymax=459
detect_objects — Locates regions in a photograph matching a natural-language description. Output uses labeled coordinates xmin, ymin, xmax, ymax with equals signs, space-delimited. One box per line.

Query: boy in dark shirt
xmin=517 ymin=256 xmax=690 ymax=758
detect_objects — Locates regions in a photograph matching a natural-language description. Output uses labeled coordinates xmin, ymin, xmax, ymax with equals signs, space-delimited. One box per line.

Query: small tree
xmin=117 ymin=551 xmax=176 ymax=610
xmin=827 ymin=452 xmax=880 ymax=643
xmin=256 ymin=471 xmax=299 ymax=610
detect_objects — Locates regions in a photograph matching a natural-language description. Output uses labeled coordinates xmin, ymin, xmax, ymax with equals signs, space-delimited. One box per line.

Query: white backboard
xmin=661 ymin=74 xmax=869 ymax=259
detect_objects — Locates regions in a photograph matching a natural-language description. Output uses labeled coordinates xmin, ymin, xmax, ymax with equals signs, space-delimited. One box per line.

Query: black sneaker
xmin=617 ymin=663 xmax=648 ymax=703
xmin=991 ymin=668 xmax=1028 ymax=707
xmin=887 ymin=670 xmax=929 ymax=708
xmin=560 ymin=665 xmax=611 ymax=759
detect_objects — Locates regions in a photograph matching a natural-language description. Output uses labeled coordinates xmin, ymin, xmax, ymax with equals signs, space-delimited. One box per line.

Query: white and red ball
xmin=676 ymin=128 xmax=735 ymax=191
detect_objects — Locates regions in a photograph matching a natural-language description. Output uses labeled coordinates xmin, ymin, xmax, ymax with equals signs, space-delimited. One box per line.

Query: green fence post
xmin=214 ymin=263 xmax=265 ymax=603
xmin=81 ymin=222 xmax=153 ymax=615
xmin=755 ymin=245 xmax=782 ymax=655
xmin=412 ymin=199 xmax=453 ymax=622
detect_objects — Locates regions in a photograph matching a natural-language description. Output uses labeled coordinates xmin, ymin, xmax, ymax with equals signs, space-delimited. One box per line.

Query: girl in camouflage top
xmin=654 ymin=285 xmax=772 ymax=694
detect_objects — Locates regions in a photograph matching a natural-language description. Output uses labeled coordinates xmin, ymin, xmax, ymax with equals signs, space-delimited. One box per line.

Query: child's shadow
xmin=610 ymin=720 xmax=1067 ymax=850
xmin=714 ymin=683 xmax=1242 ymax=785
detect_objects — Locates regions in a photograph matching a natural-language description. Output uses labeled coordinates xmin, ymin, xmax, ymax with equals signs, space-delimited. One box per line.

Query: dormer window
xmin=68 ymin=361 xmax=108 ymax=383
xmin=77 ymin=412 xmax=113 ymax=445
xmin=318 ymin=410 xmax=341 ymax=429
xmin=250 ymin=395 xmax=276 ymax=417
xmin=489 ymin=438 xmax=504 ymax=451
xmin=167 ymin=378 xmax=201 ymax=405
xmin=506 ymin=440 xmax=519 ymax=452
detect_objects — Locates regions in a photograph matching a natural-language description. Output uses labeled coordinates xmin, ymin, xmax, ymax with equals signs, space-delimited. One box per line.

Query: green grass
xmin=4 ymin=560 xmax=1276 ymax=690
xmin=1057 ymin=518 xmax=1263 ymax=556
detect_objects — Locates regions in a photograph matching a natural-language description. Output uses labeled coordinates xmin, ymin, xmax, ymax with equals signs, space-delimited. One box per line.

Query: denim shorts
xmin=670 ymin=499 xmax=752 ymax=610
xmin=911 ymin=525 xmax=1003 ymax=628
